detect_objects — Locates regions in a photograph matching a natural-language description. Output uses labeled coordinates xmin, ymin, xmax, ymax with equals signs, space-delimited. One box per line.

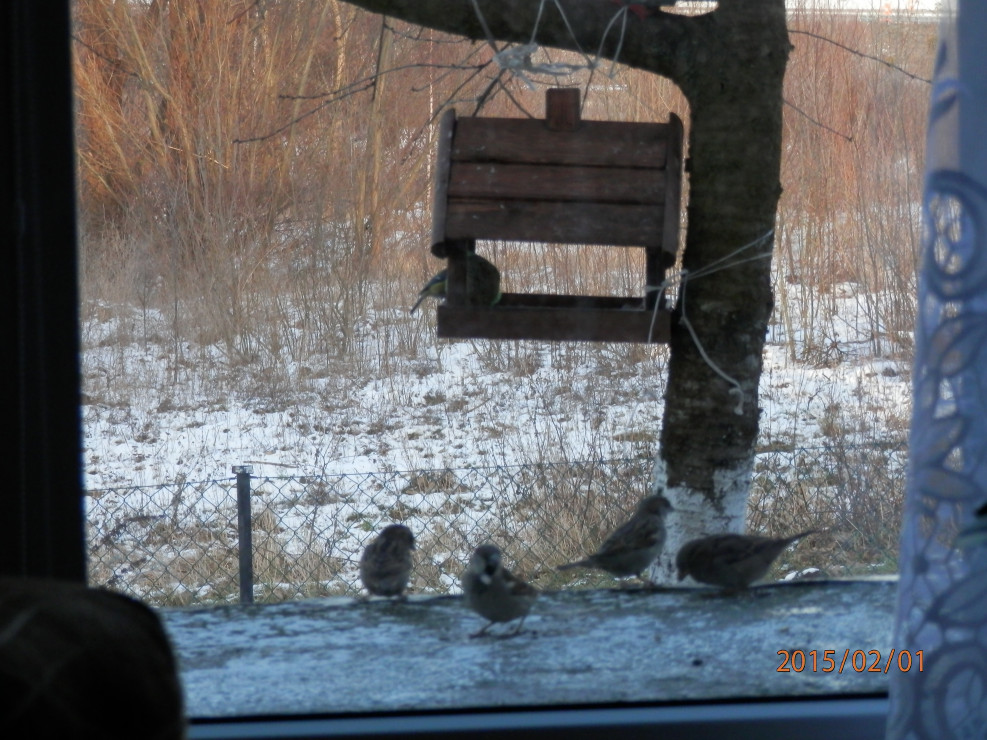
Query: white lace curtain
xmin=887 ymin=2 xmax=987 ymax=737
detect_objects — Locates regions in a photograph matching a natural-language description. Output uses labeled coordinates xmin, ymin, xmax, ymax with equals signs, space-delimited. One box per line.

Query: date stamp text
xmin=777 ymin=649 xmax=923 ymax=674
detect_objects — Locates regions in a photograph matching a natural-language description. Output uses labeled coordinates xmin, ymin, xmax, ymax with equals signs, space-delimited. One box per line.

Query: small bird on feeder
xmin=675 ymin=530 xmax=819 ymax=591
xmin=556 ymin=493 xmax=673 ymax=585
xmin=359 ymin=523 xmax=416 ymax=598
xmin=461 ymin=544 xmax=537 ymax=637
xmin=410 ymin=252 xmax=502 ymax=313
xmin=410 ymin=270 xmax=448 ymax=313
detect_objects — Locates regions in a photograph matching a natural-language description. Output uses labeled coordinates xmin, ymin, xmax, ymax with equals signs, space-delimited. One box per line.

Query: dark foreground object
xmin=0 ymin=578 xmax=185 ymax=739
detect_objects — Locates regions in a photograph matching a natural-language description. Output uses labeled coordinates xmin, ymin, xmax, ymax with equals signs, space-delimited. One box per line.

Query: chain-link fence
xmin=86 ymin=442 xmax=908 ymax=607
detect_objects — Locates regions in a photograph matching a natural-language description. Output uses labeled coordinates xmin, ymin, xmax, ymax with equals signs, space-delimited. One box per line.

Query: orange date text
xmin=776 ymin=649 xmax=923 ymax=674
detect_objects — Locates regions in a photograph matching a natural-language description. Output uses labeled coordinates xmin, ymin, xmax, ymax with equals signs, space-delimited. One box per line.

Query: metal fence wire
xmin=86 ymin=443 xmax=908 ymax=607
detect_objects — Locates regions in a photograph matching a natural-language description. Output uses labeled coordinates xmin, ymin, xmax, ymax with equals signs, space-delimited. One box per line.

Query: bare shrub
xmin=748 ymin=440 xmax=907 ymax=579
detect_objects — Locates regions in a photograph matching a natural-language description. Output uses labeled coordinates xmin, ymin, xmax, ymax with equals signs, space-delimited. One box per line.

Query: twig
xmin=783 ymin=99 xmax=853 ymax=142
xmin=790 ymin=29 xmax=932 ymax=84
xmin=71 ymin=34 xmax=141 ymax=80
xmin=236 ymin=62 xmax=486 ymax=144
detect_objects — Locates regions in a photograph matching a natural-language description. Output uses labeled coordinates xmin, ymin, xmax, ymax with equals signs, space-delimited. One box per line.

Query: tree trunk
xmin=654 ymin=1 xmax=790 ymax=575
xmin=337 ymin=0 xmax=791 ymax=577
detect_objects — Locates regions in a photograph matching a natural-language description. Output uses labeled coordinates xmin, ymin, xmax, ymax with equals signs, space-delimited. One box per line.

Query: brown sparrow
xmin=557 ymin=494 xmax=673 ymax=583
xmin=359 ymin=524 xmax=416 ymax=598
xmin=461 ymin=544 xmax=538 ymax=637
xmin=676 ymin=530 xmax=819 ymax=590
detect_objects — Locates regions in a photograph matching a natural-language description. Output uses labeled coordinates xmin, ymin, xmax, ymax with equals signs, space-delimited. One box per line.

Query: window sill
xmin=164 ymin=578 xmax=897 ymax=722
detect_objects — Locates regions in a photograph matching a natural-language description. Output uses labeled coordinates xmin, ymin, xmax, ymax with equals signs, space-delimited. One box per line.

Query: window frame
xmin=3 ymin=2 xmax=891 ymax=736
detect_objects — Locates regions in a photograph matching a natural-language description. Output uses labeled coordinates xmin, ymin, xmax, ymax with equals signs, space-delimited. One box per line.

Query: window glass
xmin=72 ymin=0 xmax=938 ymax=718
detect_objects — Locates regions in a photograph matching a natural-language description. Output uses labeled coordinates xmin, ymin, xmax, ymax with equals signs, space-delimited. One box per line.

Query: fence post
xmin=232 ymin=465 xmax=254 ymax=605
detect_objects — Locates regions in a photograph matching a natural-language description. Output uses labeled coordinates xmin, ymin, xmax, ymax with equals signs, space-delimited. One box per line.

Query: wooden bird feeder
xmin=430 ymin=87 xmax=683 ymax=343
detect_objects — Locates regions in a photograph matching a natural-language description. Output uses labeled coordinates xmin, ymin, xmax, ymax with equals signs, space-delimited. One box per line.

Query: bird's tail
xmin=556 ymin=560 xmax=591 ymax=572
xmin=788 ymin=529 xmax=820 ymax=544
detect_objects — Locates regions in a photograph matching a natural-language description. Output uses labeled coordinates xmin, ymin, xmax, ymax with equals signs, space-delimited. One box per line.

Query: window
xmin=9 ymin=1 xmax=981 ymax=739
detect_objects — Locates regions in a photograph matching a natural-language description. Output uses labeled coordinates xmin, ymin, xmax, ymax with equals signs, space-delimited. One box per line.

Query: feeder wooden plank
xmin=452 ymin=118 xmax=674 ymax=169
xmin=430 ymin=108 xmax=457 ymax=250
xmin=445 ymin=199 xmax=664 ymax=246
xmin=661 ymin=113 xmax=685 ymax=258
xmin=494 ymin=293 xmax=645 ymax=310
xmin=436 ymin=295 xmax=671 ymax=343
xmin=448 ymin=163 xmax=665 ymax=204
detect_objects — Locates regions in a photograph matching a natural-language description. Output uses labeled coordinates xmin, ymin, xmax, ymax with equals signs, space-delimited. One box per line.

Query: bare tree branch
xmin=71 ymin=34 xmax=141 ymax=81
xmin=335 ymin=0 xmax=695 ymax=80
xmin=234 ymin=61 xmax=488 ymax=143
xmin=790 ymin=28 xmax=932 ymax=84
xmin=784 ymin=98 xmax=853 ymax=142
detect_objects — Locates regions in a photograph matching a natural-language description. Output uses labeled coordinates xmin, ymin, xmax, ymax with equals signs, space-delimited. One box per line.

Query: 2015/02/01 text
xmin=777 ymin=649 xmax=923 ymax=674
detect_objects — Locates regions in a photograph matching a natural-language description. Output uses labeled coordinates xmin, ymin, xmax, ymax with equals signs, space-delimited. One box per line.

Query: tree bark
xmin=338 ymin=0 xmax=791 ymax=575
xmin=655 ymin=0 xmax=789 ymax=574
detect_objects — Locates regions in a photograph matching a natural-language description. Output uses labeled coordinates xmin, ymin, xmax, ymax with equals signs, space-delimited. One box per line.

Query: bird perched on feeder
xmin=956 ymin=500 xmax=987 ymax=549
xmin=359 ymin=524 xmax=416 ymax=598
xmin=675 ymin=530 xmax=819 ymax=591
xmin=410 ymin=269 xmax=448 ymax=313
xmin=556 ymin=493 xmax=673 ymax=584
xmin=461 ymin=544 xmax=537 ymax=637
xmin=410 ymin=252 xmax=502 ymax=313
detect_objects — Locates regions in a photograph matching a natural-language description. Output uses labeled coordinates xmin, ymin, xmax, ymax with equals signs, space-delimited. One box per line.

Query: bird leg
xmin=469 ymin=621 xmax=494 ymax=639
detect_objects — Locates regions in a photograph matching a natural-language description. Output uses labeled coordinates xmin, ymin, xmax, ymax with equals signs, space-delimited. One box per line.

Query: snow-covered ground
xmin=81 ymin=283 xmax=910 ymax=492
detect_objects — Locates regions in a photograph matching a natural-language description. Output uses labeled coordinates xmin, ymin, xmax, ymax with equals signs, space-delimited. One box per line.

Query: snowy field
xmin=81 ymin=285 xmax=910 ymax=490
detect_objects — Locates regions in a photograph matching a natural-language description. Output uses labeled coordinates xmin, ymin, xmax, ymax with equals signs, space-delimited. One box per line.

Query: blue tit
xmin=956 ymin=501 xmax=987 ymax=549
xmin=410 ymin=269 xmax=448 ymax=313
xmin=410 ymin=253 xmax=502 ymax=313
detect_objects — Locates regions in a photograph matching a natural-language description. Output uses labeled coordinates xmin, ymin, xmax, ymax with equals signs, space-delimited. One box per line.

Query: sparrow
xmin=410 ymin=252 xmax=502 ymax=313
xmin=359 ymin=524 xmax=416 ymax=598
xmin=461 ymin=544 xmax=538 ymax=637
xmin=556 ymin=493 xmax=673 ymax=583
xmin=676 ymin=530 xmax=819 ymax=590
xmin=956 ymin=500 xmax=987 ymax=549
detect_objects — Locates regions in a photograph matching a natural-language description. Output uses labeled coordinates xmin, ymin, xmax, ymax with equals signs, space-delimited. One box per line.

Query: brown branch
xmin=783 ymin=98 xmax=853 ymax=142
xmin=233 ymin=79 xmax=376 ymax=144
xmin=235 ymin=60 xmax=490 ymax=144
xmin=71 ymin=34 xmax=141 ymax=80
xmin=279 ymin=61 xmax=489 ymax=101
xmin=790 ymin=29 xmax=931 ymax=84
xmin=383 ymin=20 xmax=473 ymax=43
xmin=336 ymin=0 xmax=693 ymax=79
xmin=409 ymin=42 xmax=489 ymax=92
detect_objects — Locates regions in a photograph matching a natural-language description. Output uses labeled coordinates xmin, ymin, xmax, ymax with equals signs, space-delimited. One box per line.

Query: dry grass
xmin=73 ymin=4 xmax=931 ymax=379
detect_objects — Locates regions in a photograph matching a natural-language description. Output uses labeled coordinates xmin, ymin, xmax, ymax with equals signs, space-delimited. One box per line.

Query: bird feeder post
xmin=430 ymin=107 xmax=476 ymax=307
xmin=545 ymin=87 xmax=580 ymax=131
xmin=445 ymin=243 xmax=471 ymax=305
xmin=428 ymin=87 xmax=684 ymax=343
